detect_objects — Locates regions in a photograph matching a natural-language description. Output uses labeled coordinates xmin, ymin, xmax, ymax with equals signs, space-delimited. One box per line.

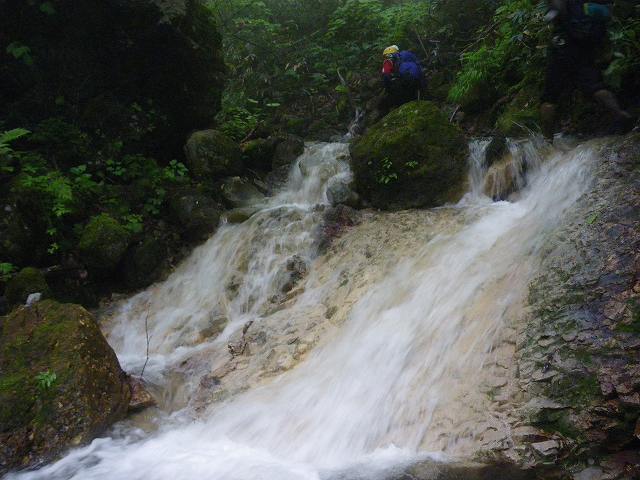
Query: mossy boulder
xmin=0 ymin=300 xmax=131 ymax=472
xmin=78 ymin=214 xmax=132 ymax=274
xmin=350 ymin=101 xmax=468 ymax=210
xmin=184 ymin=130 xmax=243 ymax=181
xmin=169 ymin=192 xmax=222 ymax=242
xmin=218 ymin=177 xmax=266 ymax=209
xmin=241 ymin=138 xmax=278 ymax=172
xmin=272 ymin=135 xmax=305 ymax=169
xmin=122 ymin=236 xmax=168 ymax=290
xmin=5 ymin=268 xmax=51 ymax=309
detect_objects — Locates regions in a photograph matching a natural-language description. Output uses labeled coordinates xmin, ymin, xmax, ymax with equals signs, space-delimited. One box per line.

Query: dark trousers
xmin=541 ymin=39 xmax=606 ymax=104
xmin=380 ymin=77 xmax=421 ymax=116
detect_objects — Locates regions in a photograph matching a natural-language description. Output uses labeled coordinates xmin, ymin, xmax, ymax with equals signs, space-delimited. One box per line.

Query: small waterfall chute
xmin=10 ymin=138 xmax=599 ymax=480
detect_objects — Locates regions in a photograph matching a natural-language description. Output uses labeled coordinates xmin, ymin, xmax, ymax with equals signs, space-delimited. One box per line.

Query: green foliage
xmin=0 ymin=263 xmax=17 ymax=282
xmin=606 ymin=17 xmax=640 ymax=89
xmin=1 ymin=128 xmax=30 ymax=174
xmin=6 ymin=42 xmax=33 ymax=65
xmin=122 ymin=214 xmax=144 ymax=234
xmin=377 ymin=157 xmax=398 ymax=185
xmin=35 ymin=371 xmax=57 ymax=392
xmin=449 ymin=0 xmax=547 ymax=106
xmin=18 ymin=172 xmax=73 ymax=218
xmin=0 ymin=129 xmax=30 ymax=151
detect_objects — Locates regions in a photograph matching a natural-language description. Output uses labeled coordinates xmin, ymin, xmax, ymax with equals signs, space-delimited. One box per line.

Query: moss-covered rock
xmin=350 ymin=101 xmax=468 ymax=210
xmin=241 ymin=138 xmax=278 ymax=172
xmin=218 ymin=177 xmax=266 ymax=209
xmin=78 ymin=214 xmax=132 ymax=274
xmin=5 ymin=268 xmax=51 ymax=309
xmin=169 ymin=192 xmax=222 ymax=242
xmin=272 ymin=135 xmax=305 ymax=169
xmin=184 ymin=130 xmax=243 ymax=181
xmin=0 ymin=300 xmax=131 ymax=472
xmin=122 ymin=236 xmax=168 ymax=290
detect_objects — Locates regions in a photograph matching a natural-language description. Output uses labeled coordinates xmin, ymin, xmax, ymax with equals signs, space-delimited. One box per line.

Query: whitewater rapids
xmin=9 ymin=138 xmax=597 ymax=480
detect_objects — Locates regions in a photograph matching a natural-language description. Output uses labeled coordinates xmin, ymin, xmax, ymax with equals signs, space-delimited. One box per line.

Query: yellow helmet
xmin=383 ymin=45 xmax=399 ymax=57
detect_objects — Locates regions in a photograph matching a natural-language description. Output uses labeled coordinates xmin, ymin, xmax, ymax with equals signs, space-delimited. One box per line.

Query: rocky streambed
xmin=2 ymin=134 xmax=639 ymax=480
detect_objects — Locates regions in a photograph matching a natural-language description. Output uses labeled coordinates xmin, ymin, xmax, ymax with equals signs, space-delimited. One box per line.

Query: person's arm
xmin=545 ymin=0 xmax=567 ymax=22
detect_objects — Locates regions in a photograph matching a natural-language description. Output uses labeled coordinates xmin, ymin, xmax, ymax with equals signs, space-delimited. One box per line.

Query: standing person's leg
xmin=540 ymin=43 xmax=569 ymax=139
xmin=575 ymin=46 xmax=634 ymax=133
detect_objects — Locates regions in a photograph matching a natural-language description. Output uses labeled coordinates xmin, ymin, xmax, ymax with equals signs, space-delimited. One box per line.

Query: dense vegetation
xmin=1 ymin=0 xmax=639 ymax=309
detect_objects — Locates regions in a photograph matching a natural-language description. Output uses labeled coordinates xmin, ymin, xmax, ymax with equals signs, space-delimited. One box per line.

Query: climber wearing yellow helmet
xmin=381 ymin=45 xmax=424 ymax=115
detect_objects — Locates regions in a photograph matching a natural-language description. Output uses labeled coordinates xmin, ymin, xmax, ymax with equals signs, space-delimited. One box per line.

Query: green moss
xmin=78 ymin=214 xmax=131 ymax=273
xmin=0 ymin=300 xmax=130 ymax=468
xmin=350 ymin=101 xmax=467 ymax=210
xmin=5 ymin=267 xmax=51 ymax=308
xmin=539 ymin=411 xmax=583 ymax=440
xmin=551 ymin=374 xmax=601 ymax=409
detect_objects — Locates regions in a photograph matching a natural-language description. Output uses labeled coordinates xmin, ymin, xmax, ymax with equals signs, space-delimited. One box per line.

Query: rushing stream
xmin=10 ymin=137 xmax=598 ymax=480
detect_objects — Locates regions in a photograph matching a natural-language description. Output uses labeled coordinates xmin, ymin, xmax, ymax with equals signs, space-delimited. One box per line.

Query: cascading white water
xmin=10 ymin=138 xmax=597 ymax=480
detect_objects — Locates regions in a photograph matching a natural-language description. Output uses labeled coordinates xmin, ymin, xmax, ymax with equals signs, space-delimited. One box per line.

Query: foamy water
xmin=9 ymin=139 xmax=597 ymax=480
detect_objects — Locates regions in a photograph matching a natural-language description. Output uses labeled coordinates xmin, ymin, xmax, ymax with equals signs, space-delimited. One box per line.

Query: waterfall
xmin=10 ymin=138 xmax=598 ymax=480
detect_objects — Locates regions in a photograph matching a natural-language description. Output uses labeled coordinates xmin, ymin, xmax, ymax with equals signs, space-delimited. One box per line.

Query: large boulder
xmin=5 ymin=267 xmax=51 ymax=309
xmin=122 ymin=235 xmax=168 ymax=289
xmin=184 ymin=130 xmax=243 ymax=181
xmin=218 ymin=177 xmax=266 ymax=209
xmin=78 ymin=214 xmax=132 ymax=275
xmin=169 ymin=191 xmax=222 ymax=242
xmin=350 ymin=101 xmax=468 ymax=210
xmin=272 ymin=135 xmax=305 ymax=169
xmin=0 ymin=300 xmax=131 ymax=472
xmin=241 ymin=138 xmax=278 ymax=172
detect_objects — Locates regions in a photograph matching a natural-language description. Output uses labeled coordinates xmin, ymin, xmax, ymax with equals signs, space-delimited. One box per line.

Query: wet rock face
xmin=510 ymin=134 xmax=640 ymax=476
xmin=350 ymin=101 xmax=468 ymax=210
xmin=317 ymin=205 xmax=362 ymax=253
xmin=0 ymin=300 xmax=131 ymax=473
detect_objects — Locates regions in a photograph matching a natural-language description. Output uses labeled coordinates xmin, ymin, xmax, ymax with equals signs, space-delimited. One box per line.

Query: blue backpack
xmin=395 ymin=51 xmax=422 ymax=81
xmin=566 ymin=1 xmax=611 ymax=42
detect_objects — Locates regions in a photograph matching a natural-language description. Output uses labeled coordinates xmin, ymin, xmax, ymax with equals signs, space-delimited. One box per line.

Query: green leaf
xmin=586 ymin=213 xmax=599 ymax=225
xmin=6 ymin=42 xmax=33 ymax=65
xmin=0 ymin=128 xmax=30 ymax=145
xmin=39 ymin=2 xmax=56 ymax=15
xmin=335 ymin=85 xmax=349 ymax=94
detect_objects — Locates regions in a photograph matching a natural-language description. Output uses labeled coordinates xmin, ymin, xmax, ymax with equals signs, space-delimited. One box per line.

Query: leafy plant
xmin=0 ymin=263 xmax=17 ymax=282
xmin=163 ymin=160 xmax=188 ymax=182
xmin=377 ymin=157 xmax=398 ymax=185
xmin=6 ymin=42 xmax=33 ymax=66
xmin=122 ymin=214 xmax=144 ymax=234
xmin=35 ymin=371 xmax=57 ymax=392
